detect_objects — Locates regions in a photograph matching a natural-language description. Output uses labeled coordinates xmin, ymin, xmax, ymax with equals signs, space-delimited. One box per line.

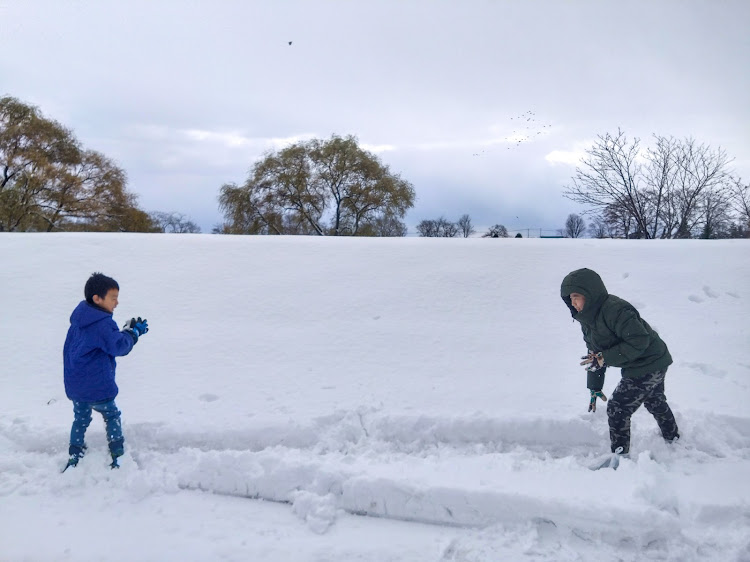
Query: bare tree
xmin=698 ymin=189 xmax=732 ymax=239
xmin=564 ymin=130 xmax=733 ymax=239
xmin=482 ymin=224 xmax=509 ymax=238
xmin=587 ymin=215 xmax=614 ymax=239
xmin=564 ymin=213 xmax=586 ymax=238
xmin=729 ymin=177 xmax=750 ymax=229
xmin=564 ymin=129 xmax=651 ymax=237
xmin=457 ymin=214 xmax=475 ymax=238
xmin=670 ymin=138 xmax=731 ymax=238
xmin=150 ymin=211 xmax=202 ymax=233
xmin=416 ymin=217 xmax=458 ymax=237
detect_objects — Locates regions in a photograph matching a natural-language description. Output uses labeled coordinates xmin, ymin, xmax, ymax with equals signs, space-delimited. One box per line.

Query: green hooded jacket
xmin=561 ymin=268 xmax=672 ymax=379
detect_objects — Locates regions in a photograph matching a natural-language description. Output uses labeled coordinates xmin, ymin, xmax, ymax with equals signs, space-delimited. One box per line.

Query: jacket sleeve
xmin=99 ymin=318 xmax=136 ymax=357
xmin=601 ymin=307 xmax=651 ymax=367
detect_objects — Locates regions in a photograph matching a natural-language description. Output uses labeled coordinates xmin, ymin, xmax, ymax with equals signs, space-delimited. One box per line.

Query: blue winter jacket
xmin=63 ymin=301 xmax=135 ymax=402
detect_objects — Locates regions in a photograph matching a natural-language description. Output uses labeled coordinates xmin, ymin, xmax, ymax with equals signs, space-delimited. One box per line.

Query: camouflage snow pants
xmin=607 ymin=368 xmax=679 ymax=454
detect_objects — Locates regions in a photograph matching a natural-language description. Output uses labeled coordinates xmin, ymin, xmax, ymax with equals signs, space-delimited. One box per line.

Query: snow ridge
xmin=3 ymin=409 xmax=749 ymax=544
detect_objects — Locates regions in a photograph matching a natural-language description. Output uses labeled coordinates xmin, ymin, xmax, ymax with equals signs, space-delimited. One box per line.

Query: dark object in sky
xmin=288 ymin=41 xmax=293 ymax=45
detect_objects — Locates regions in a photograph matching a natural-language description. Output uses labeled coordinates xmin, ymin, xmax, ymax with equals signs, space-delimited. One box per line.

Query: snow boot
xmin=62 ymin=444 xmax=88 ymax=472
xmin=589 ymin=447 xmax=628 ymax=470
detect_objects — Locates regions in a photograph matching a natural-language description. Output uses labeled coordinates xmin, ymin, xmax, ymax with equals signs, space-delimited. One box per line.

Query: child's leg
xmin=607 ymin=377 xmax=649 ymax=454
xmin=607 ymin=370 xmax=668 ymax=454
xmin=642 ymin=369 xmax=680 ymax=442
xmin=92 ymin=399 xmax=124 ymax=457
xmin=69 ymin=401 xmax=93 ymax=456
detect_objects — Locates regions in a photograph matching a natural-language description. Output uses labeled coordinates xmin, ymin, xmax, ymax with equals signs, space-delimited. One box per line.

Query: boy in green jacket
xmin=561 ymin=268 xmax=679 ymax=455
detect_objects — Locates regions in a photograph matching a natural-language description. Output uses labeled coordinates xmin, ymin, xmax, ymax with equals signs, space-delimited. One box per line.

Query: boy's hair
xmin=84 ymin=272 xmax=119 ymax=304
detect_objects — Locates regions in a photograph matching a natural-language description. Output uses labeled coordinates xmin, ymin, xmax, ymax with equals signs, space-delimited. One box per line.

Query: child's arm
xmin=600 ymin=308 xmax=650 ymax=367
xmin=99 ymin=319 xmax=136 ymax=357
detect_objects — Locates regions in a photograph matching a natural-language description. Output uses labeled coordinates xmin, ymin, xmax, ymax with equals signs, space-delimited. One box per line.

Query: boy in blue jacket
xmin=63 ymin=273 xmax=149 ymax=470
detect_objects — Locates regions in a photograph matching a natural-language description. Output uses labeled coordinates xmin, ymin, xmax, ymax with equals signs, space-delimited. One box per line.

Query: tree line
xmin=0 ymin=96 xmax=200 ymax=233
xmin=3 ymin=96 xmax=748 ymax=238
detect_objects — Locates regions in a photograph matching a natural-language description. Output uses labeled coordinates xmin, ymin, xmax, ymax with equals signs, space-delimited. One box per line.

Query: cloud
xmin=544 ymin=141 xmax=593 ymax=166
xmin=181 ymin=129 xmax=316 ymax=150
xmin=361 ymin=143 xmax=397 ymax=154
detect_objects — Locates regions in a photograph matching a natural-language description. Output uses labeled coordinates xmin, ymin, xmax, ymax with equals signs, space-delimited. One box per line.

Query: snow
xmin=1 ymin=233 xmax=749 ymax=561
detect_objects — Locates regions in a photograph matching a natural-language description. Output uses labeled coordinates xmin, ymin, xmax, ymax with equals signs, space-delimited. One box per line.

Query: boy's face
xmin=93 ymin=288 xmax=119 ymax=313
xmin=570 ymin=292 xmax=586 ymax=312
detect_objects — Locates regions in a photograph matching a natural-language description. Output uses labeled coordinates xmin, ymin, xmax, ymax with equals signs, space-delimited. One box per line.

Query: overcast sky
xmin=2 ymin=0 xmax=749 ymax=234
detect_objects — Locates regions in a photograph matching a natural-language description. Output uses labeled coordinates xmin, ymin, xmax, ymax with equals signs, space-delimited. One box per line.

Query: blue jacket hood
xmin=71 ymin=300 xmax=112 ymax=328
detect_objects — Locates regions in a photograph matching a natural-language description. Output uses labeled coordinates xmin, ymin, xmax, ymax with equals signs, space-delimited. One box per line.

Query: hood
xmin=560 ymin=268 xmax=608 ymax=322
xmin=70 ymin=300 xmax=112 ymax=328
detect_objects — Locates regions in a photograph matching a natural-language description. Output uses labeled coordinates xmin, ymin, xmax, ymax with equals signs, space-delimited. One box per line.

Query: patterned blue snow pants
xmin=69 ymin=399 xmax=124 ymax=457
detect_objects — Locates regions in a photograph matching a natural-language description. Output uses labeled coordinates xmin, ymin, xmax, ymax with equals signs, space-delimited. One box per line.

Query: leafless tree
xmin=150 ymin=211 xmax=201 ymax=233
xmin=697 ymin=189 xmax=732 ymax=239
xmin=587 ymin=216 xmax=609 ymax=238
xmin=729 ymin=177 xmax=750 ymax=229
xmin=457 ymin=214 xmax=475 ymax=238
xmin=416 ymin=217 xmax=459 ymax=237
xmin=482 ymin=224 xmax=509 ymax=238
xmin=564 ymin=129 xmax=734 ymax=238
xmin=564 ymin=213 xmax=586 ymax=238
xmin=670 ymin=138 xmax=731 ymax=238
xmin=564 ymin=129 xmax=651 ymax=237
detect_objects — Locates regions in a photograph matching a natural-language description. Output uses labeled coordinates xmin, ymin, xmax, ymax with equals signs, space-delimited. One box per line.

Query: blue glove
xmin=122 ymin=317 xmax=149 ymax=342
xmin=133 ymin=318 xmax=149 ymax=337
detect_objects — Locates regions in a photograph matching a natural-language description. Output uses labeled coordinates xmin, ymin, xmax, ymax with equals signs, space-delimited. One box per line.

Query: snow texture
xmin=1 ymin=234 xmax=749 ymax=561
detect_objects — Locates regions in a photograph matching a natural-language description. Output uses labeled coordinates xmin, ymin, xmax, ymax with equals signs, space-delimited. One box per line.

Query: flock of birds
xmin=286 ymin=40 xmax=548 ymax=159
xmin=472 ymin=110 xmax=553 ymax=156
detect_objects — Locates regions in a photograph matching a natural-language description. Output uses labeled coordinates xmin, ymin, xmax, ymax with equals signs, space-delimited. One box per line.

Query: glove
xmin=588 ymin=389 xmax=607 ymax=412
xmin=122 ymin=317 xmax=149 ymax=342
xmin=580 ymin=351 xmax=605 ymax=372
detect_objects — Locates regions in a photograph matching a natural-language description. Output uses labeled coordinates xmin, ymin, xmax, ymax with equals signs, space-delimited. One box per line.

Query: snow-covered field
xmin=1 ymin=234 xmax=749 ymax=561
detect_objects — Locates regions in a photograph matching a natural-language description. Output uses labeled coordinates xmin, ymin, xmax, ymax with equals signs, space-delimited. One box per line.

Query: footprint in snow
xmin=199 ymin=393 xmax=220 ymax=403
xmin=688 ymin=295 xmax=704 ymax=303
xmin=622 ymin=272 xmax=630 ymax=279
xmin=726 ymin=292 xmax=740 ymax=299
xmin=685 ymin=362 xmax=726 ymax=379
xmin=702 ymin=286 xmax=720 ymax=299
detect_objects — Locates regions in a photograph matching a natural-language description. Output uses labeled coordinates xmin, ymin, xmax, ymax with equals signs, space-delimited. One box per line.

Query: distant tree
xmin=457 ymin=214 xmax=475 ymax=238
xmin=727 ymin=222 xmax=750 ymax=239
xmin=729 ymin=177 xmax=750 ymax=230
xmin=416 ymin=217 xmax=458 ymax=237
xmin=587 ymin=215 xmax=614 ymax=239
xmin=564 ymin=213 xmax=586 ymax=238
xmin=563 ymin=129 xmax=733 ymax=239
xmin=150 ymin=211 xmax=202 ymax=233
xmin=0 ymin=96 xmax=152 ymax=232
xmin=482 ymin=224 xmax=509 ymax=238
xmin=698 ymin=189 xmax=732 ymax=239
xmin=218 ymin=134 xmax=415 ymax=236
xmin=515 ymin=232 xmax=523 ymax=238
xmin=361 ymin=213 xmax=408 ymax=237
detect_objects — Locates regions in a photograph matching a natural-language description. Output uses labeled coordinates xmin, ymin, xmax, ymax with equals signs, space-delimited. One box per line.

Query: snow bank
xmin=1 ymin=234 xmax=749 ymax=561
